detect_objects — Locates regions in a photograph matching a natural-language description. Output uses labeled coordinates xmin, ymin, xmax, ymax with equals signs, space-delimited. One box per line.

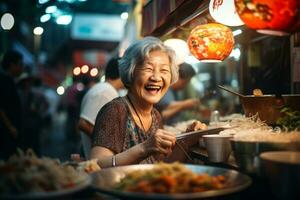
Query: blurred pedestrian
xmin=17 ymin=73 xmax=49 ymax=156
xmin=156 ymin=62 xmax=200 ymax=125
xmin=0 ymin=50 xmax=24 ymax=159
xmin=78 ymin=57 xmax=124 ymax=159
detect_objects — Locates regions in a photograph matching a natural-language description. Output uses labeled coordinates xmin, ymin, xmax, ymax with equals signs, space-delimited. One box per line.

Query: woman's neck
xmin=127 ymin=93 xmax=152 ymax=117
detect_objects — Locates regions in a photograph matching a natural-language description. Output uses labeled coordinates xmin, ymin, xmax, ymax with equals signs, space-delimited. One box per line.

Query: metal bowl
xmin=260 ymin=151 xmax=300 ymax=200
xmin=91 ymin=164 xmax=251 ymax=199
xmin=230 ymin=140 xmax=300 ymax=175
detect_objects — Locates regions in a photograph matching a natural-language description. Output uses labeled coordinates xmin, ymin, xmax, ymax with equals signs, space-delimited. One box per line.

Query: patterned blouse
xmin=92 ymin=96 xmax=163 ymax=164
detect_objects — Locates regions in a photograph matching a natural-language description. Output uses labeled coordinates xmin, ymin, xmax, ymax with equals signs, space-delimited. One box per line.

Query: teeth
xmin=145 ymin=85 xmax=161 ymax=90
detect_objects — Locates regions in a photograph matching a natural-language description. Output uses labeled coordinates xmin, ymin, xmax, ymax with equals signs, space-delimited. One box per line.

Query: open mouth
xmin=145 ymin=85 xmax=162 ymax=94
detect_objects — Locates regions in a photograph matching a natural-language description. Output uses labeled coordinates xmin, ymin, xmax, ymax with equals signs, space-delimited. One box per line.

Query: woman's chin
xmin=143 ymin=93 xmax=163 ymax=104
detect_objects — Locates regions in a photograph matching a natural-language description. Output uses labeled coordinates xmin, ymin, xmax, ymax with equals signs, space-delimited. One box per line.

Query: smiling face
xmin=130 ymin=50 xmax=172 ymax=106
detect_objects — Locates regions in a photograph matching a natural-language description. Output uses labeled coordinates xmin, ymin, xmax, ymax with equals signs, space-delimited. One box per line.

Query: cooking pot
xmin=240 ymin=94 xmax=300 ymax=125
xmin=217 ymin=86 xmax=300 ymax=125
xmin=260 ymin=151 xmax=300 ymax=200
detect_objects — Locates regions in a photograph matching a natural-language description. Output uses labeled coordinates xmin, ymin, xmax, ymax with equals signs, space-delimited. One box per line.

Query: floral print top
xmin=92 ymin=97 xmax=163 ymax=164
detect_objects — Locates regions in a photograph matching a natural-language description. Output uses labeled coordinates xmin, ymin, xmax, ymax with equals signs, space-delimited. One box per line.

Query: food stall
xmin=139 ymin=0 xmax=300 ymax=199
xmin=1 ymin=1 xmax=300 ymax=200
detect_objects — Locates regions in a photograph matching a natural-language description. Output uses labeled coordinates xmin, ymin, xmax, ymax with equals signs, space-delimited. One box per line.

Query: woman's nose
xmin=150 ymin=70 xmax=162 ymax=81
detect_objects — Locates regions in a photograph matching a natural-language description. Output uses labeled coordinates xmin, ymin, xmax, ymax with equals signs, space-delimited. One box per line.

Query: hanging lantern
xmin=187 ymin=23 xmax=234 ymax=62
xmin=234 ymin=0 xmax=298 ymax=36
xmin=164 ymin=39 xmax=189 ymax=65
xmin=209 ymin=0 xmax=244 ymax=27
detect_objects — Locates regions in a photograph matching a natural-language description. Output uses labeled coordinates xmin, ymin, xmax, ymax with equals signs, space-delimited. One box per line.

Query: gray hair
xmin=119 ymin=37 xmax=178 ymax=88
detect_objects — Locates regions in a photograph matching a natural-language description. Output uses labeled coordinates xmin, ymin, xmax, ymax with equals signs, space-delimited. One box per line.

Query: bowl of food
xmin=260 ymin=151 xmax=300 ymax=200
xmin=91 ymin=162 xmax=251 ymax=199
xmin=0 ymin=149 xmax=91 ymax=199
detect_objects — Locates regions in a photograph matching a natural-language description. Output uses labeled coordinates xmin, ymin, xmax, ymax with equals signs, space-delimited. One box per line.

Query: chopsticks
xmin=175 ymin=127 xmax=226 ymax=140
xmin=175 ymin=140 xmax=194 ymax=162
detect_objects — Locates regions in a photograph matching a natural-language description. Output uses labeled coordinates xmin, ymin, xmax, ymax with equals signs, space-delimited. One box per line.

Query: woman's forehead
xmin=145 ymin=51 xmax=170 ymax=61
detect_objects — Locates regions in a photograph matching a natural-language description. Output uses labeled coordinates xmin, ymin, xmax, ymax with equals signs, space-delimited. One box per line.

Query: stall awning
xmin=141 ymin=0 xmax=209 ymax=37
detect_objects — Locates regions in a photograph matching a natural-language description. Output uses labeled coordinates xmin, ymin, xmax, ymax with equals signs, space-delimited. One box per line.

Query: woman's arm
xmin=90 ymin=144 xmax=147 ymax=168
xmin=78 ymin=118 xmax=94 ymax=137
xmin=161 ymin=98 xmax=200 ymax=121
xmin=90 ymin=129 xmax=176 ymax=168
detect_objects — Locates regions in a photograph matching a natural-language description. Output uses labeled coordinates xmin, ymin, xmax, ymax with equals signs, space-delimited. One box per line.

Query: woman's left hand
xmin=142 ymin=129 xmax=176 ymax=156
xmin=186 ymin=120 xmax=207 ymax=132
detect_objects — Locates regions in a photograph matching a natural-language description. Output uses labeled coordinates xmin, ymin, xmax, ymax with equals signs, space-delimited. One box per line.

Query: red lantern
xmin=187 ymin=23 xmax=234 ymax=62
xmin=234 ymin=0 xmax=298 ymax=36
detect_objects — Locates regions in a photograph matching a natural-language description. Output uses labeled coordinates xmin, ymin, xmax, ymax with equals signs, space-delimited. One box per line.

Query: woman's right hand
xmin=183 ymin=98 xmax=200 ymax=110
xmin=142 ymin=129 xmax=176 ymax=156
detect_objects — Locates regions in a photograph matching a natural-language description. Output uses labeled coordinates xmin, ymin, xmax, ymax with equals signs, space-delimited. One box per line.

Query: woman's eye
xmin=143 ymin=65 xmax=153 ymax=72
xmin=161 ymin=67 xmax=170 ymax=73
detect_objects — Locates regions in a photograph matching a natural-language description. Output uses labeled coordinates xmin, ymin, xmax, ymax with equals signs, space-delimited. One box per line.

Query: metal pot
xmin=230 ymin=140 xmax=300 ymax=175
xmin=217 ymin=86 xmax=300 ymax=125
xmin=240 ymin=95 xmax=300 ymax=125
xmin=260 ymin=151 xmax=300 ymax=200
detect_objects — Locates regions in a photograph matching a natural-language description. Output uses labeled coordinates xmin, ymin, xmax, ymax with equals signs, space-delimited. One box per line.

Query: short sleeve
xmin=92 ymin=98 xmax=126 ymax=153
xmin=80 ymin=85 xmax=118 ymax=125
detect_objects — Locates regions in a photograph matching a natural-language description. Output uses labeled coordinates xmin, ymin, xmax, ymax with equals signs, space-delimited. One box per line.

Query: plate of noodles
xmin=91 ymin=162 xmax=251 ymax=199
xmin=0 ymin=150 xmax=92 ymax=199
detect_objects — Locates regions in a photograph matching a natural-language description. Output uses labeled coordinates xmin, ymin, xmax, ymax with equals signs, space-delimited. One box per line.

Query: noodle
xmin=0 ymin=149 xmax=86 ymax=194
xmin=114 ymin=162 xmax=225 ymax=193
xmin=219 ymin=115 xmax=300 ymax=143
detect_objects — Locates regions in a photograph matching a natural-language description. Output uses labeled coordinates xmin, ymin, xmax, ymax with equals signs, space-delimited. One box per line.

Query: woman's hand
xmin=186 ymin=120 xmax=207 ymax=132
xmin=142 ymin=129 xmax=176 ymax=156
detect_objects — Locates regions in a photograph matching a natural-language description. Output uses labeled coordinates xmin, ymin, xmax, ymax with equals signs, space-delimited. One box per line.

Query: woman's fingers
xmin=158 ymin=139 xmax=174 ymax=149
xmin=156 ymin=129 xmax=176 ymax=146
xmin=186 ymin=120 xmax=207 ymax=132
xmin=151 ymin=129 xmax=176 ymax=154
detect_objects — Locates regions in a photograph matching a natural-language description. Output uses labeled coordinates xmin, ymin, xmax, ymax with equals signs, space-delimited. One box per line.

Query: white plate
xmin=0 ymin=174 xmax=92 ymax=199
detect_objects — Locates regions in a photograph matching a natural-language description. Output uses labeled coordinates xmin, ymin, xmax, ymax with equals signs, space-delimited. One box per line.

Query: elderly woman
xmin=90 ymin=37 xmax=204 ymax=168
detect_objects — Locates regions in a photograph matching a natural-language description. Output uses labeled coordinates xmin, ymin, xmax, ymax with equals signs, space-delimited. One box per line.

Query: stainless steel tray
xmin=91 ymin=164 xmax=251 ymax=199
xmin=175 ymin=127 xmax=227 ymax=140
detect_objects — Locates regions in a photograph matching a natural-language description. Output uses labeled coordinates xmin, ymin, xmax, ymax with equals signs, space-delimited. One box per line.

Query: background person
xmin=0 ymin=50 xmax=24 ymax=159
xmin=156 ymin=62 xmax=200 ymax=125
xmin=78 ymin=57 xmax=124 ymax=159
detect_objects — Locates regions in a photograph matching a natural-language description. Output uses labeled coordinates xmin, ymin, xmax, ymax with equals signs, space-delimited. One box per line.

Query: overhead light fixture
xmin=185 ymin=55 xmax=200 ymax=65
xmin=56 ymin=86 xmax=65 ymax=95
xmin=229 ymin=48 xmax=241 ymax=60
xmin=1 ymin=13 xmax=15 ymax=30
xmin=120 ymin=12 xmax=128 ymax=20
xmin=73 ymin=67 xmax=81 ymax=76
xmin=38 ymin=0 xmax=50 ymax=4
xmin=164 ymin=38 xmax=190 ymax=65
xmin=56 ymin=15 xmax=72 ymax=25
xmin=187 ymin=23 xmax=235 ymax=63
xmin=235 ymin=0 xmax=298 ymax=36
xmin=90 ymin=68 xmax=98 ymax=77
xmin=40 ymin=14 xmax=51 ymax=23
xmin=209 ymin=0 xmax=244 ymax=26
xmin=81 ymin=65 xmax=89 ymax=73
xmin=33 ymin=27 xmax=44 ymax=35
xmin=45 ymin=5 xmax=58 ymax=14
xmin=233 ymin=29 xmax=242 ymax=36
